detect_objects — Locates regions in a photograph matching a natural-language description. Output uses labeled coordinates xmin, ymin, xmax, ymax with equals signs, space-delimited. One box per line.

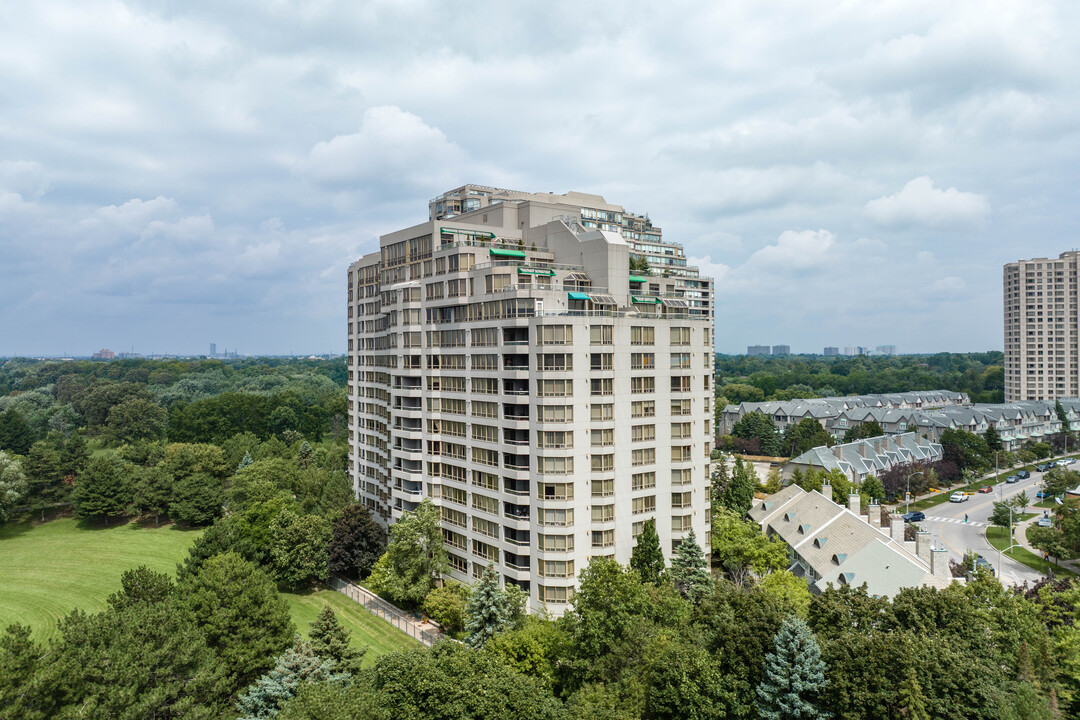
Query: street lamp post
xmin=996 ymin=504 xmax=1019 ymax=577
xmin=905 ymin=471 xmax=924 ymax=514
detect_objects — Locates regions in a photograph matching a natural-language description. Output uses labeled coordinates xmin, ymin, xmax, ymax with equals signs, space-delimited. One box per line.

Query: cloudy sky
xmin=2 ymin=0 xmax=1078 ymax=356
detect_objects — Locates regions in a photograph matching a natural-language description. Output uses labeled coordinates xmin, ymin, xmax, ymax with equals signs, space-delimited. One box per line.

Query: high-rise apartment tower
xmin=1004 ymin=252 xmax=1080 ymax=401
xmin=347 ymin=186 xmax=714 ymax=613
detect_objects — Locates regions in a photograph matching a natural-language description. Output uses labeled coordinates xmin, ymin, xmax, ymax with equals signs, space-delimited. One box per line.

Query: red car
xmin=978 ymin=486 xmax=993 ymax=494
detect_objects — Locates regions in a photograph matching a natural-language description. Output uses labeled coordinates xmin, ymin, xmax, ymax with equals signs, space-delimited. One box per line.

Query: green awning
xmin=490 ymin=247 xmax=527 ymax=258
xmin=632 ymin=296 xmax=661 ymax=304
xmin=568 ymin=292 xmax=590 ymax=300
xmin=629 ymin=275 xmax=648 ymax=283
xmin=517 ymin=267 xmax=556 ymax=276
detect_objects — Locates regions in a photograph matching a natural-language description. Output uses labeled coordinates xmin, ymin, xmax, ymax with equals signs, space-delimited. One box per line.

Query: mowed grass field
xmin=0 ymin=517 xmax=417 ymax=661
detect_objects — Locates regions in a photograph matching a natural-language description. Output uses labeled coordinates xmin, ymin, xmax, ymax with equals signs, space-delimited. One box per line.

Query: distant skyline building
xmin=210 ymin=342 xmax=217 ymax=357
xmin=91 ymin=348 xmax=115 ymax=360
xmin=1004 ymin=252 xmax=1080 ymax=401
xmin=347 ymin=185 xmax=714 ymax=614
xmin=772 ymin=344 xmax=790 ymax=356
xmin=823 ymin=346 xmax=839 ymax=356
xmin=875 ymin=345 xmax=897 ymax=356
xmin=747 ymin=345 xmax=771 ymax=356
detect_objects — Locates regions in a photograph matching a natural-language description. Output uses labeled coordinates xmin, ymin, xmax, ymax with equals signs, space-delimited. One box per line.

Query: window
xmin=538 ymin=585 xmax=573 ymax=604
xmin=472 ymin=377 xmax=498 ymax=394
xmin=428 ymin=376 xmax=467 ymax=392
xmin=443 ymin=485 xmax=467 ymax=505
xmin=485 ymin=274 xmax=511 ymax=293
xmin=537 ymin=431 xmax=573 ymax=449
xmin=631 ymin=353 xmax=655 ymax=370
xmin=472 ymin=353 xmax=498 ymax=370
xmin=538 ymin=534 xmax=574 ymax=552
xmin=590 ymin=325 xmax=613 ymax=345
xmin=632 ymin=495 xmax=656 ymax=514
xmin=632 ymin=471 xmax=656 ymax=490
xmin=591 ymin=403 xmax=614 ymax=421
xmin=442 ymin=507 xmax=467 ymax=528
xmin=538 ymin=559 xmax=575 ymax=578
xmin=591 ymin=454 xmax=614 ymax=472
xmin=671 ymin=468 xmax=692 ymax=486
xmin=590 ymin=378 xmax=613 ymax=395
xmin=538 ymin=456 xmax=574 ymax=475
xmin=671 ymin=399 xmax=691 ymax=416
xmin=471 ymin=327 xmax=498 ymax=346
xmin=538 ymin=482 xmax=574 ymax=500
xmin=591 ymin=529 xmax=615 ymax=548
xmin=473 ymin=539 xmax=498 ymax=562
xmin=632 ymin=400 xmax=656 ymax=418
xmin=591 ymin=478 xmax=614 ymax=497
xmin=670 ymin=376 xmax=691 ymax=392
xmin=670 ymin=327 xmax=691 ymax=346
xmin=541 ymin=508 xmax=574 ymax=526
xmin=671 ymin=445 xmax=692 ymax=462
xmin=591 ymin=428 xmax=614 ymax=446
xmin=472 ymin=424 xmax=499 ymax=442
xmin=428 ymin=419 xmax=466 ymax=437
xmin=672 ymin=491 xmax=693 ymax=509
xmin=631 ymin=326 xmax=655 ymax=345
xmin=539 ymin=353 xmax=573 ymax=371
xmin=472 ymin=493 xmax=499 ymax=515
xmin=538 ymin=325 xmax=573 ymax=345
xmin=631 ymin=377 xmax=655 ymax=394
xmin=443 ymin=528 xmax=467 ymax=551
xmin=672 ymin=515 xmax=693 ymax=532
xmin=539 ymin=405 xmax=574 ymax=423
xmin=591 ymin=504 xmax=614 ymax=522
xmin=472 ymin=401 xmax=498 ymax=418
xmin=539 ymin=379 xmax=573 ymax=397
xmin=472 ymin=447 xmax=499 ymax=466
xmin=632 ymin=424 xmax=656 ymax=442
xmin=590 ymin=353 xmax=613 ymax=371
xmin=671 ymin=422 xmax=692 ymax=439
xmin=448 ymin=553 xmax=468 ymax=574
xmin=632 ymin=448 xmax=656 ymax=466
xmin=670 ymin=352 xmax=691 ymax=369
xmin=472 ymin=470 xmax=498 ymax=490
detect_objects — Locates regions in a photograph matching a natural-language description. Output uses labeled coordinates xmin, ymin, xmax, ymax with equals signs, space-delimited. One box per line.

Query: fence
xmin=328 ymin=577 xmax=443 ymax=647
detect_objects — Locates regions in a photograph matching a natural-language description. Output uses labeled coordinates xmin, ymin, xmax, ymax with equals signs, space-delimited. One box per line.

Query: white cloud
xmin=864 ymin=176 xmax=990 ymax=229
xmin=0 ymin=161 xmax=50 ymax=199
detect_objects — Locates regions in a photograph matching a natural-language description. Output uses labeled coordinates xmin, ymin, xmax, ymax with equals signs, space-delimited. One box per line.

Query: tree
xmin=732 ymin=411 xmax=782 ymax=456
xmin=1014 ymin=491 xmax=1031 ymax=514
xmin=896 ymin=666 xmax=931 ymax=720
xmin=169 ymin=471 xmax=224 ymax=526
xmin=711 ymin=507 xmax=787 ymax=585
xmin=328 ymin=504 xmax=386 ymax=580
xmin=24 ymin=440 xmax=67 ymax=507
xmin=236 ymin=635 xmax=344 ymax=720
xmin=861 ymin=475 xmax=885 ymax=503
xmin=669 ymin=530 xmax=713 ymax=603
xmin=308 ymin=605 xmax=366 ymax=675
xmin=105 ymin=397 xmax=167 ymax=445
xmin=178 ymin=552 xmax=294 ymax=697
xmin=756 ymin=616 xmax=829 ymax=720
xmin=721 ymin=457 xmax=757 ymax=514
xmin=629 ymin=518 xmax=665 ymax=584
xmin=277 ymin=681 xmax=380 ymax=720
xmin=72 ymin=452 xmax=133 ymax=521
xmin=985 ymin=425 xmax=1003 ymax=452
xmin=783 ymin=417 xmax=833 ymax=457
xmin=1057 ymin=399 xmax=1072 ymax=434
xmin=133 ymin=465 xmax=173 ymax=525
xmin=422 ymin=581 xmax=470 ymax=636
xmin=107 ymin=565 xmax=174 ymax=610
xmin=465 ymin=564 xmax=514 ymax=648
xmin=239 ymin=450 xmax=254 ymax=471
xmin=842 ymin=420 xmax=884 ymax=443
xmin=0 ymin=409 xmax=34 ymax=455
xmin=270 ymin=510 xmax=332 ymax=590
xmin=382 ymin=499 xmax=448 ymax=607
xmin=757 ymin=572 xmax=813 ymax=620
xmin=991 ymin=501 xmax=1016 ymax=531
xmin=0 ymin=451 xmax=28 ymax=523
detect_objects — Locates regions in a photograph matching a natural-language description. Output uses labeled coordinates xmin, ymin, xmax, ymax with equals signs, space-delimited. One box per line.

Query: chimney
xmin=858 ymin=443 xmax=868 ymax=458
xmin=832 ymin=445 xmax=843 ymax=459
xmin=822 ymin=482 xmax=833 ymax=503
xmin=867 ymin=500 xmax=880 ymax=528
xmin=890 ymin=515 xmax=905 ymax=543
xmin=915 ymin=531 xmax=931 ymax=564
xmin=930 ymin=545 xmax=950 ymax=582
xmin=847 ymin=492 xmax=860 ymax=516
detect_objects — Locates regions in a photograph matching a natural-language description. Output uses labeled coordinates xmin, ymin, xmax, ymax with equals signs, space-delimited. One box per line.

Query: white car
xmin=1060 ymin=458 xmax=1076 ymax=467
xmin=949 ymin=492 xmax=969 ymax=503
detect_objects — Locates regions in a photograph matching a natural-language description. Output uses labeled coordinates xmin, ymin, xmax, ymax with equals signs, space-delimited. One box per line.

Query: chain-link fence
xmin=328 ymin=577 xmax=443 ymax=647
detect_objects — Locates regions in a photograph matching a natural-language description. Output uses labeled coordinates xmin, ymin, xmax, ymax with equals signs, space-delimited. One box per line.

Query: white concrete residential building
xmin=347 ymin=187 xmax=714 ymax=614
xmin=1004 ymin=252 xmax=1080 ymax=401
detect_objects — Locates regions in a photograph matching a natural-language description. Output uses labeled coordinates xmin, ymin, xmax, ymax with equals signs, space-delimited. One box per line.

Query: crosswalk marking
xmin=922 ymin=515 xmax=987 ymax=527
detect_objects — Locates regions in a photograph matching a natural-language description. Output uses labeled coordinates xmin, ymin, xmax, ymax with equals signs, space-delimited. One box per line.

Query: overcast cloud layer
xmin=2 ymin=0 xmax=1078 ymax=356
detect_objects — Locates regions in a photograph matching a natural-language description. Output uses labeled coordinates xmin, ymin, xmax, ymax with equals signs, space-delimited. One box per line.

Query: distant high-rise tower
xmin=772 ymin=345 xmax=790 ymax=356
xmin=1004 ymin=252 xmax=1080 ymax=400
xmin=823 ymin=347 xmax=839 ymax=356
xmin=875 ymin=345 xmax=897 ymax=356
xmin=747 ymin=345 xmax=771 ymax=356
xmin=210 ymin=342 xmax=217 ymax=358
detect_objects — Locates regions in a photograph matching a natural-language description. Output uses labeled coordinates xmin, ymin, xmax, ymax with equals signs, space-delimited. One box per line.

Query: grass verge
xmin=0 ymin=517 xmax=419 ymax=662
xmin=985 ymin=525 xmax=1079 ymax=578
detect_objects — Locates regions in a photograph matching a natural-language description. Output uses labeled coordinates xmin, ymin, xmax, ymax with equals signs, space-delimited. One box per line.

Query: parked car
xmin=978 ymin=486 xmax=993 ymax=493
xmin=974 ymin=555 xmax=996 ymax=576
xmin=950 ymin=492 xmax=969 ymax=503
xmin=1017 ymin=470 xmax=1031 ymax=479
xmin=1060 ymin=458 xmax=1076 ymax=466
xmin=1006 ymin=475 xmax=1020 ymax=484
xmin=1037 ymin=490 xmax=1053 ymax=499
xmin=1037 ymin=464 xmax=1051 ymax=472
xmin=902 ymin=511 xmax=926 ymax=523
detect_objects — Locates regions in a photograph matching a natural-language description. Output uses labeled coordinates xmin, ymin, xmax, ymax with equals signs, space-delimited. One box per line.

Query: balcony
xmin=504 ymin=527 xmax=531 ymax=547
xmin=503 ymin=429 xmax=530 ymax=447
xmin=503 ymin=453 xmax=530 ymax=472
xmin=503 ymin=404 xmax=529 ymax=422
xmin=503 ymin=477 xmax=530 ymax=496
xmin=503 ymin=379 xmax=529 ymax=396
xmin=504 ymin=551 xmax=530 ymax=571
xmin=503 ymin=328 xmax=529 ymax=345
xmin=503 ymin=354 xmax=529 ymax=371
xmin=504 ymin=502 xmax=530 ymax=522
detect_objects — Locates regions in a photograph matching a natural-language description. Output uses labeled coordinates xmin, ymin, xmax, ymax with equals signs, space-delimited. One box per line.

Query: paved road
xmin=907 ymin=465 xmax=1059 ymax=586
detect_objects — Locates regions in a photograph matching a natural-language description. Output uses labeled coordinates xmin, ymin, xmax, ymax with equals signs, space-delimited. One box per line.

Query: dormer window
xmin=798 ymin=524 xmax=811 ymax=534
xmin=832 ymin=553 xmax=847 ymax=565
xmin=838 ymin=572 xmax=855 ymax=585
xmin=784 ymin=512 xmax=796 ymax=522
xmin=814 ymin=537 xmax=827 ymax=548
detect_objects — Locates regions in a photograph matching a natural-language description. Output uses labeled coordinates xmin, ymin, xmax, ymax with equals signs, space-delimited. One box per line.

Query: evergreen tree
xmin=309 ymin=605 xmax=365 ymax=675
xmin=72 ymin=452 xmax=133 ymax=522
xmin=896 ymin=666 xmax=930 ymax=720
xmin=236 ymin=636 xmax=344 ymax=720
xmin=710 ymin=454 xmax=730 ymax=507
xmin=25 ymin=441 xmax=66 ymax=506
xmin=985 ymin=425 xmax=1003 ymax=452
xmin=297 ymin=441 xmax=314 ymax=469
xmin=0 ymin=409 xmax=34 ymax=456
xmin=464 ymin=564 xmax=513 ymax=648
xmin=59 ymin=431 xmax=89 ymax=478
xmin=238 ymin=450 xmax=254 ymax=472
xmin=732 ymin=411 xmax=782 ymax=456
xmin=629 ymin=518 xmax=666 ymax=584
xmin=0 ymin=451 xmax=28 ymax=523
xmin=756 ymin=616 xmax=829 ymax=720
xmin=1056 ymin=399 xmax=1071 ymax=434
xmin=721 ymin=457 xmax=757 ymax=514
xmin=669 ymin=530 xmax=713 ymax=603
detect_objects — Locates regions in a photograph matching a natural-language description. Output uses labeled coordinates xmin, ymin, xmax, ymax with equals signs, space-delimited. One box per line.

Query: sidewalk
xmin=1012 ymin=515 xmax=1080 ymax=575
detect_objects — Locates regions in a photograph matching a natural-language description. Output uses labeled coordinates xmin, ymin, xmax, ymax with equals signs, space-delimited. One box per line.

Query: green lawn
xmin=0 ymin=517 xmax=418 ymax=662
xmin=985 ymin=525 xmax=1079 ymax=578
